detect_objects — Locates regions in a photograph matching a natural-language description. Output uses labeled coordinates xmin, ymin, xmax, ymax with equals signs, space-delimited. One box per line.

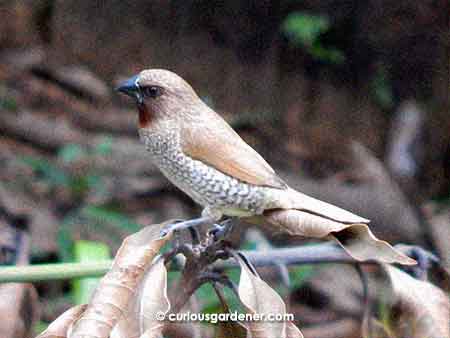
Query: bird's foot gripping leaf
xmin=160 ymin=216 xmax=236 ymax=244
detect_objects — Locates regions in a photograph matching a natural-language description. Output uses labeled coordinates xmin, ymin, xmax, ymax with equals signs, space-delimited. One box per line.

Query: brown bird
xmin=117 ymin=69 xmax=369 ymax=233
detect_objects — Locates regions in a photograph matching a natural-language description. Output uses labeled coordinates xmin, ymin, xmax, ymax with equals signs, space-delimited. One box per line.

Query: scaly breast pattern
xmin=139 ymin=129 xmax=278 ymax=216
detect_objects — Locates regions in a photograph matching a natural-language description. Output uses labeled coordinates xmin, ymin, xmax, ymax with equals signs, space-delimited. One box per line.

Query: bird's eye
xmin=142 ymin=86 xmax=162 ymax=99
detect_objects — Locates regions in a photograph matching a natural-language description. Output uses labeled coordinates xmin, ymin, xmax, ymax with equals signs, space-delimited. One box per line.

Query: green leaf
xmin=282 ymin=12 xmax=330 ymax=46
xmin=282 ymin=12 xmax=345 ymax=64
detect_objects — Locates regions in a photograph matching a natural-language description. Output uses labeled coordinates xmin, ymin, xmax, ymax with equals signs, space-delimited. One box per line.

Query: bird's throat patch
xmin=137 ymin=103 xmax=152 ymax=128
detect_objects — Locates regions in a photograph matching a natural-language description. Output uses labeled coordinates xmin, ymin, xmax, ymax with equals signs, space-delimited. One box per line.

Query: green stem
xmin=0 ymin=261 xmax=112 ymax=283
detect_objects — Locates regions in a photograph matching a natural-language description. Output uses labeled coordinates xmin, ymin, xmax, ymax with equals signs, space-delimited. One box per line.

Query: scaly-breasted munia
xmin=117 ymin=69 xmax=369 ymax=230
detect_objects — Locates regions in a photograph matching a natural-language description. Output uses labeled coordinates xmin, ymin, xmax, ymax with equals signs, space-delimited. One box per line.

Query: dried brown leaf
xmin=236 ymin=254 xmax=303 ymax=338
xmin=253 ymin=210 xmax=416 ymax=265
xmin=374 ymin=265 xmax=450 ymax=338
xmin=332 ymin=224 xmax=416 ymax=265
xmin=111 ymin=259 xmax=170 ymax=338
xmin=69 ymin=222 xmax=173 ymax=338
xmin=139 ymin=259 xmax=170 ymax=333
xmin=0 ymin=282 xmax=40 ymax=338
xmin=36 ymin=305 xmax=87 ymax=338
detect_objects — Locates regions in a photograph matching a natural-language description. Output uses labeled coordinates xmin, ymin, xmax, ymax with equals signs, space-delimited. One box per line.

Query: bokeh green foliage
xmin=282 ymin=12 xmax=345 ymax=64
xmin=0 ymin=84 xmax=18 ymax=112
xmin=20 ymin=136 xmax=139 ymax=262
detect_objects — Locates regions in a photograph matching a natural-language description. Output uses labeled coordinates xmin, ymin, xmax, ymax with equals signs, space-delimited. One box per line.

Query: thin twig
xmin=212 ymin=282 xmax=229 ymax=310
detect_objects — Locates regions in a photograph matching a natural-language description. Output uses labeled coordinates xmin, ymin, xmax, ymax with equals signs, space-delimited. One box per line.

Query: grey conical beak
xmin=116 ymin=75 xmax=143 ymax=104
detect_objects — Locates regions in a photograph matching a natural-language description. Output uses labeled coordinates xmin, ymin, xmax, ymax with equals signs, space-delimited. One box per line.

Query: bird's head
xmin=116 ymin=69 xmax=199 ymax=128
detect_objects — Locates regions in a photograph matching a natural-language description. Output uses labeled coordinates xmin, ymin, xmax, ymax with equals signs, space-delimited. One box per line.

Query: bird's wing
xmin=181 ymin=110 xmax=287 ymax=189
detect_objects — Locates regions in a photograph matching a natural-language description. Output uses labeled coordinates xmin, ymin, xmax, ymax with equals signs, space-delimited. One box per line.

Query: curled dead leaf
xmin=236 ymin=254 xmax=303 ymax=338
xmin=332 ymin=223 xmax=416 ymax=265
xmin=36 ymin=304 xmax=87 ymax=338
xmin=69 ymin=221 xmax=173 ymax=338
xmin=111 ymin=259 xmax=170 ymax=338
xmin=372 ymin=264 xmax=450 ymax=338
xmin=248 ymin=210 xmax=416 ymax=265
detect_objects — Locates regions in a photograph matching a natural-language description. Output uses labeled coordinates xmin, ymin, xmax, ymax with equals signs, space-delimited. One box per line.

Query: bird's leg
xmin=160 ymin=216 xmax=216 ymax=237
xmin=160 ymin=208 xmax=236 ymax=243
xmin=208 ymin=217 xmax=236 ymax=242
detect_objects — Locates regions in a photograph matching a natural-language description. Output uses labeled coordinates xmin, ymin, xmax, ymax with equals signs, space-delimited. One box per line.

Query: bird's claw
xmin=208 ymin=218 xmax=235 ymax=242
xmin=160 ymin=216 xmax=213 ymax=239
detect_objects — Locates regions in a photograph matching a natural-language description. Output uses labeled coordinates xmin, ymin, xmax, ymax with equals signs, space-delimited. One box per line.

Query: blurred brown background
xmin=0 ymin=1 xmax=448 ymax=337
